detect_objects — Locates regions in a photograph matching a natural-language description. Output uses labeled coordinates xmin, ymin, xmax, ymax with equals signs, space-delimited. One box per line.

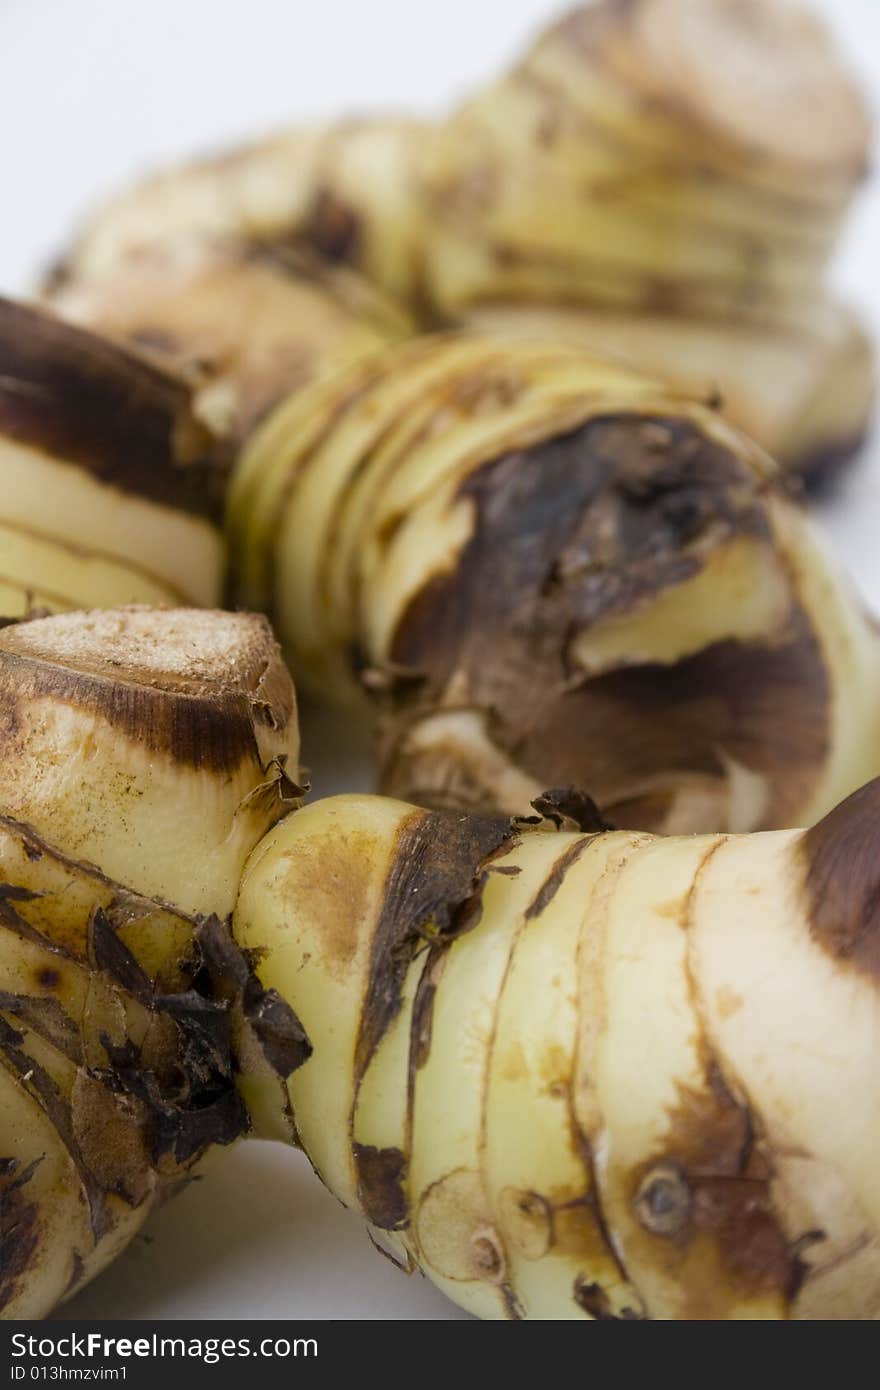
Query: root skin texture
xmin=233 ymin=777 xmax=880 ymax=1320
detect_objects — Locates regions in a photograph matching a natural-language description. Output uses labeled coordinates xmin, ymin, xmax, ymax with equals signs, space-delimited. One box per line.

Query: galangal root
xmin=4 ymin=297 xmax=879 ymax=834
xmin=2 ymin=607 xmax=879 ymax=1320
xmin=48 ymin=0 xmax=874 ymax=479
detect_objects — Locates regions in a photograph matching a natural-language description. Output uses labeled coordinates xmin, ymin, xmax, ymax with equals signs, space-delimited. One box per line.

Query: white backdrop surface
xmin=0 ymin=0 xmax=877 ymax=1321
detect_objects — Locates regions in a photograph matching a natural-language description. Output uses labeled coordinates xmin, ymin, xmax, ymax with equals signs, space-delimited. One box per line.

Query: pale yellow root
xmin=234 ymin=780 xmax=880 ymax=1319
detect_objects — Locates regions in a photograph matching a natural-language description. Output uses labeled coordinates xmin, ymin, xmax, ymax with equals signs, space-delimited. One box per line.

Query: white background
xmin=0 ymin=0 xmax=877 ymax=1321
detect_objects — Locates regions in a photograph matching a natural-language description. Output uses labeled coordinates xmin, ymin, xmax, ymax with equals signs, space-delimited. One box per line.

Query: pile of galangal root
xmin=1 ymin=0 xmax=879 ymax=1320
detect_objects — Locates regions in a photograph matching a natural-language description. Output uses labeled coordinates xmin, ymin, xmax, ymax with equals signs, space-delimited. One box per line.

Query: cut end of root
xmin=1 ymin=605 xmax=277 ymax=695
xmin=0 ymin=606 xmax=298 ymax=774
